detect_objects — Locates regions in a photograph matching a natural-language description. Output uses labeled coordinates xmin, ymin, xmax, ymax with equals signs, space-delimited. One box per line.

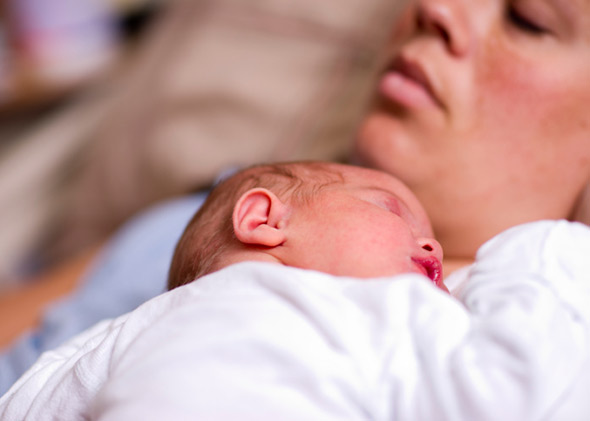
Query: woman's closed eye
xmin=507 ymin=6 xmax=548 ymax=35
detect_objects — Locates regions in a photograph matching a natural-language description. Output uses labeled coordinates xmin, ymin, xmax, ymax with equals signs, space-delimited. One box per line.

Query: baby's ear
xmin=233 ymin=188 xmax=289 ymax=247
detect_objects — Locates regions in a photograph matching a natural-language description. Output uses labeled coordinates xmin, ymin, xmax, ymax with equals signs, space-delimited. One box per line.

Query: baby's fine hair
xmin=167 ymin=161 xmax=345 ymax=290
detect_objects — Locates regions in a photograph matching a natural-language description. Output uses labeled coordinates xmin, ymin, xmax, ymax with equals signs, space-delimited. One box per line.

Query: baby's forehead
xmin=340 ymin=166 xmax=409 ymax=192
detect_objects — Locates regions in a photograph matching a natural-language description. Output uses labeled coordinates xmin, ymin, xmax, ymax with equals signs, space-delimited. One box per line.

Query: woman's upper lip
xmin=386 ymin=55 xmax=444 ymax=109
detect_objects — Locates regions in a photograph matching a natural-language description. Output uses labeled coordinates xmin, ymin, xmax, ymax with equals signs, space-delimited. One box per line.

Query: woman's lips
xmin=378 ymin=57 xmax=442 ymax=110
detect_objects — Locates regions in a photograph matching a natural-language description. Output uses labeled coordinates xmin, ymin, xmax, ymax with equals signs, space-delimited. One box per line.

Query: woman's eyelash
xmin=507 ymin=7 xmax=546 ymax=34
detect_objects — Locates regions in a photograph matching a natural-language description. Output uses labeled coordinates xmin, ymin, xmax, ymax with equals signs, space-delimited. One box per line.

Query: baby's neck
xmin=214 ymin=250 xmax=283 ymax=274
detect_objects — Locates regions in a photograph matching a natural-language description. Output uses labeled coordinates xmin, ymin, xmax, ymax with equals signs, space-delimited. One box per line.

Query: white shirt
xmin=1 ymin=220 xmax=589 ymax=420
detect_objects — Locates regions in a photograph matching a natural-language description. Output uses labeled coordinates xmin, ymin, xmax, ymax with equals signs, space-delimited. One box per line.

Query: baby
xmin=3 ymin=162 xmax=590 ymax=420
xmin=168 ymin=160 xmax=447 ymax=291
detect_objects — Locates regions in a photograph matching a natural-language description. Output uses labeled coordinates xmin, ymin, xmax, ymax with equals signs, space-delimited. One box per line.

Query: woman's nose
xmin=414 ymin=0 xmax=472 ymax=57
xmin=417 ymin=237 xmax=444 ymax=262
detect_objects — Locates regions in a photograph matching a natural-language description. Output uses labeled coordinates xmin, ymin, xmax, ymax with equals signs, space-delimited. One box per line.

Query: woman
xmin=2 ymin=0 xmax=590 ymax=393
xmin=356 ymin=0 xmax=590 ymax=272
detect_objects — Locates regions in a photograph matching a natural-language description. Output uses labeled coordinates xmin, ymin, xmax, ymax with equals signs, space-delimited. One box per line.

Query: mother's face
xmin=355 ymin=0 xmax=590 ymax=256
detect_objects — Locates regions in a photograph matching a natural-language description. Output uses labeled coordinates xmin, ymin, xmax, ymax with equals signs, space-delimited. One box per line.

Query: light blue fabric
xmin=0 ymin=192 xmax=207 ymax=395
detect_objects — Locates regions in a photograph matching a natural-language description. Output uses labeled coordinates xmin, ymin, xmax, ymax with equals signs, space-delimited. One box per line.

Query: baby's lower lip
xmin=412 ymin=257 xmax=443 ymax=286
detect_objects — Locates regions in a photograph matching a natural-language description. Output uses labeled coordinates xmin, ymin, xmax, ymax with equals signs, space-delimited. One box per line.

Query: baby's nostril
xmin=422 ymin=244 xmax=433 ymax=252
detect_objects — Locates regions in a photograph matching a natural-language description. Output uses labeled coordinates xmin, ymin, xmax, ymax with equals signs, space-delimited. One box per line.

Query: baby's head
xmin=168 ymin=161 xmax=444 ymax=290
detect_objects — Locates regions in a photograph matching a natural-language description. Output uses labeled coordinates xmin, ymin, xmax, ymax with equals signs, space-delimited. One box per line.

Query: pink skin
xmin=278 ymin=165 xmax=446 ymax=291
xmin=354 ymin=0 xmax=590 ymax=267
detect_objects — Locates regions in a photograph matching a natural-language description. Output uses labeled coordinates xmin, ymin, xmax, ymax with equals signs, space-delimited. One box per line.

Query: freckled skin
xmin=355 ymin=0 xmax=590 ymax=263
xmin=278 ymin=165 xmax=442 ymax=281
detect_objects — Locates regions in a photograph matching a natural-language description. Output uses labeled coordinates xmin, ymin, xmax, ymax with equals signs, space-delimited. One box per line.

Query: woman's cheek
xmin=476 ymin=51 xmax=573 ymax=144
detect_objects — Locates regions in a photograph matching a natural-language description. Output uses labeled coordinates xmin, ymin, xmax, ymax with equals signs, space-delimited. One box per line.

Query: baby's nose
xmin=417 ymin=237 xmax=443 ymax=262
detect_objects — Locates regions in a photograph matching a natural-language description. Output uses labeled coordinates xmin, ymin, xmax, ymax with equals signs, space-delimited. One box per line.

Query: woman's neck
xmin=443 ymin=257 xmax=474 ymax=279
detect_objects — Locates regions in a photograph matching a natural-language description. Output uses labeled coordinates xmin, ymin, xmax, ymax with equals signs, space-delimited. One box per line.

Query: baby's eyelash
xmin=378 ymin=197 xmax=402 ymax=216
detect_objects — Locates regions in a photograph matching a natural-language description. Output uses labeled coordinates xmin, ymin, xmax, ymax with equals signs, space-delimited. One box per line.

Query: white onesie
xmin=1 ymin=220 xmax=589 ymax=420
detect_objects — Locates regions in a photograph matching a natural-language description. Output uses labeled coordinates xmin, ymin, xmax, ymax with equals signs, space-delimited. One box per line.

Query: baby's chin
xmin=357 ymin=266 xmax=449 ymax=294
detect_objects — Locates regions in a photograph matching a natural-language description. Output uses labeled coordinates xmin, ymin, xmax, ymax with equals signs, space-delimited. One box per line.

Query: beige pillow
xmin=53 ymin=0 xmax=408 ymax=258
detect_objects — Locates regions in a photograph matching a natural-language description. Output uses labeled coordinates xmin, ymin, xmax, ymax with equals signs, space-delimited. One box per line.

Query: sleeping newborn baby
xmin=2 ymin=162 xmax=590 ymax=420
xmin=167 ymin=161 xmax=446 ymax=291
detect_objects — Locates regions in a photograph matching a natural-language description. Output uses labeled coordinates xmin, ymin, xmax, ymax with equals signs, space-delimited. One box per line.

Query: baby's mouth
xmin=412 ymin=256 xmax=443 ymax=286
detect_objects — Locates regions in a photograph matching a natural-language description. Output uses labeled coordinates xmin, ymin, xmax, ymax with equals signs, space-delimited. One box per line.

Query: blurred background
xmin=0 ymin=0 xmax=163 ymax=288
xmin=0 ymin=0 xmax=400 ymax=292
xmin=0 ymin=0 xmax=157 ymax=110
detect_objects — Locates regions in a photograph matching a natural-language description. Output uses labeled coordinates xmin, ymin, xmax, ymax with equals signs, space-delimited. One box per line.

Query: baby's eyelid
xmin=377 ymin=196 xmax=402 ymax=216
xmin=356 ymin=188 xmax=403 ymax=215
